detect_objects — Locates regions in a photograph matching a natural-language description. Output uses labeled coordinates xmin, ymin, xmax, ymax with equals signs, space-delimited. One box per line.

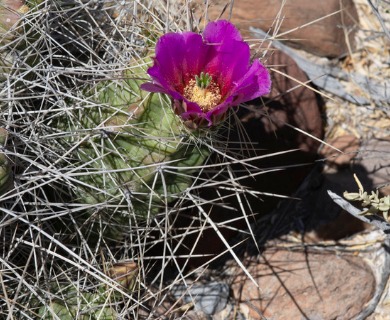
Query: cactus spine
xmin=51 ymin=62 xmax=209 ymax=220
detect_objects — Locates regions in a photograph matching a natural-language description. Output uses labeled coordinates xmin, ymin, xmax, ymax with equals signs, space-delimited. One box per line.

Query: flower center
xmin=183 ymin=72 xmax=221 ymax=112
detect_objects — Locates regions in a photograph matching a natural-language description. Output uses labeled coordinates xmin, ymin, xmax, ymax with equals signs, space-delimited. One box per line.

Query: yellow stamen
xmin=183 ymin=79 xmax=222 ymax=112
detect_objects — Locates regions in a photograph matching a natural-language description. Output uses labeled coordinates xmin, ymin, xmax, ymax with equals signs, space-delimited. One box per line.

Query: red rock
xmin=260 ymin=48 xmax=324 ymax=153
xmin=190 ymin=0 xmax=359 ymax=58
xmin=352 ymin=138 xmax=390 ymax=195
xmin=320 ymin=134 xmax=361 ymax=167
xmin=309 ymin=210 xmax=370 ymax=241
xmin=230 ymin=249 xmax=375 ymax=319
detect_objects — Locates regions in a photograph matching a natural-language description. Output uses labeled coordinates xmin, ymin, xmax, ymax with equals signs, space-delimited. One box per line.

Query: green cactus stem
xmin=37 ymin=261 xmax=139 ymax=319
xmin=38 ymin=287 xmax=119 ymax=320
xmin=59 ymin=62 xmax=209 ymax=224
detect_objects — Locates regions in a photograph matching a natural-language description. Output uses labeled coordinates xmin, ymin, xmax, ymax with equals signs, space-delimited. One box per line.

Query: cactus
xmin=1 ymin=0 xmax=209 ymax=221
xmin=37 ymin=261 xmax=138 ymax=319
xmin=63 ymin=64 xmax=210 ymax=223
xmin=1 ymin=1 xmax=213 ymax=316
xmin=39 ymin=295 xmax=118 ymax=320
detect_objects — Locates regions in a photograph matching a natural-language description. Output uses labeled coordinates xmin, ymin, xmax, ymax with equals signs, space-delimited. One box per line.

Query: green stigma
xmin=195 ymin=72 xmax=212 ymax=89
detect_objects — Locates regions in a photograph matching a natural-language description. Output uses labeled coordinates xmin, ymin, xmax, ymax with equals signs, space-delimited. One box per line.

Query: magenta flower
xmin=141 ymin=20 xmax=271 ymax=128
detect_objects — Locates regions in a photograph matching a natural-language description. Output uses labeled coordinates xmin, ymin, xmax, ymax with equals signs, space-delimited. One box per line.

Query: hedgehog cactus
xmin=67 ymin=20 xmax=271 ymax=224
xmin=38 ymin=261 xmax=139 ymax=319
xmin=71 ymin=65 xmax=209 ymax=219
xmin=0 ymin=0 xmax=210 ymax=224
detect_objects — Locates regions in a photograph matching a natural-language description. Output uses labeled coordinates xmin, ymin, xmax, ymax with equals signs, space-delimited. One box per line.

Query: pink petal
xmin=204 ymin=40 xmax=251 ymax=97
xmin=230 ymin=59 xmax=272 ymax=104
xmin=202 ymin=20 xmax=243 ymax=43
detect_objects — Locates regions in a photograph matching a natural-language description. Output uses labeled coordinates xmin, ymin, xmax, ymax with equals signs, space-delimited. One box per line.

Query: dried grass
xmin=326 ymin=0 xmax=390 ymax=141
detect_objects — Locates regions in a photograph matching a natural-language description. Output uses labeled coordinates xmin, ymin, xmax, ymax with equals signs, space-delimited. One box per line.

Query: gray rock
xmin=171 ymin=281 xmax=229 ymax=315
